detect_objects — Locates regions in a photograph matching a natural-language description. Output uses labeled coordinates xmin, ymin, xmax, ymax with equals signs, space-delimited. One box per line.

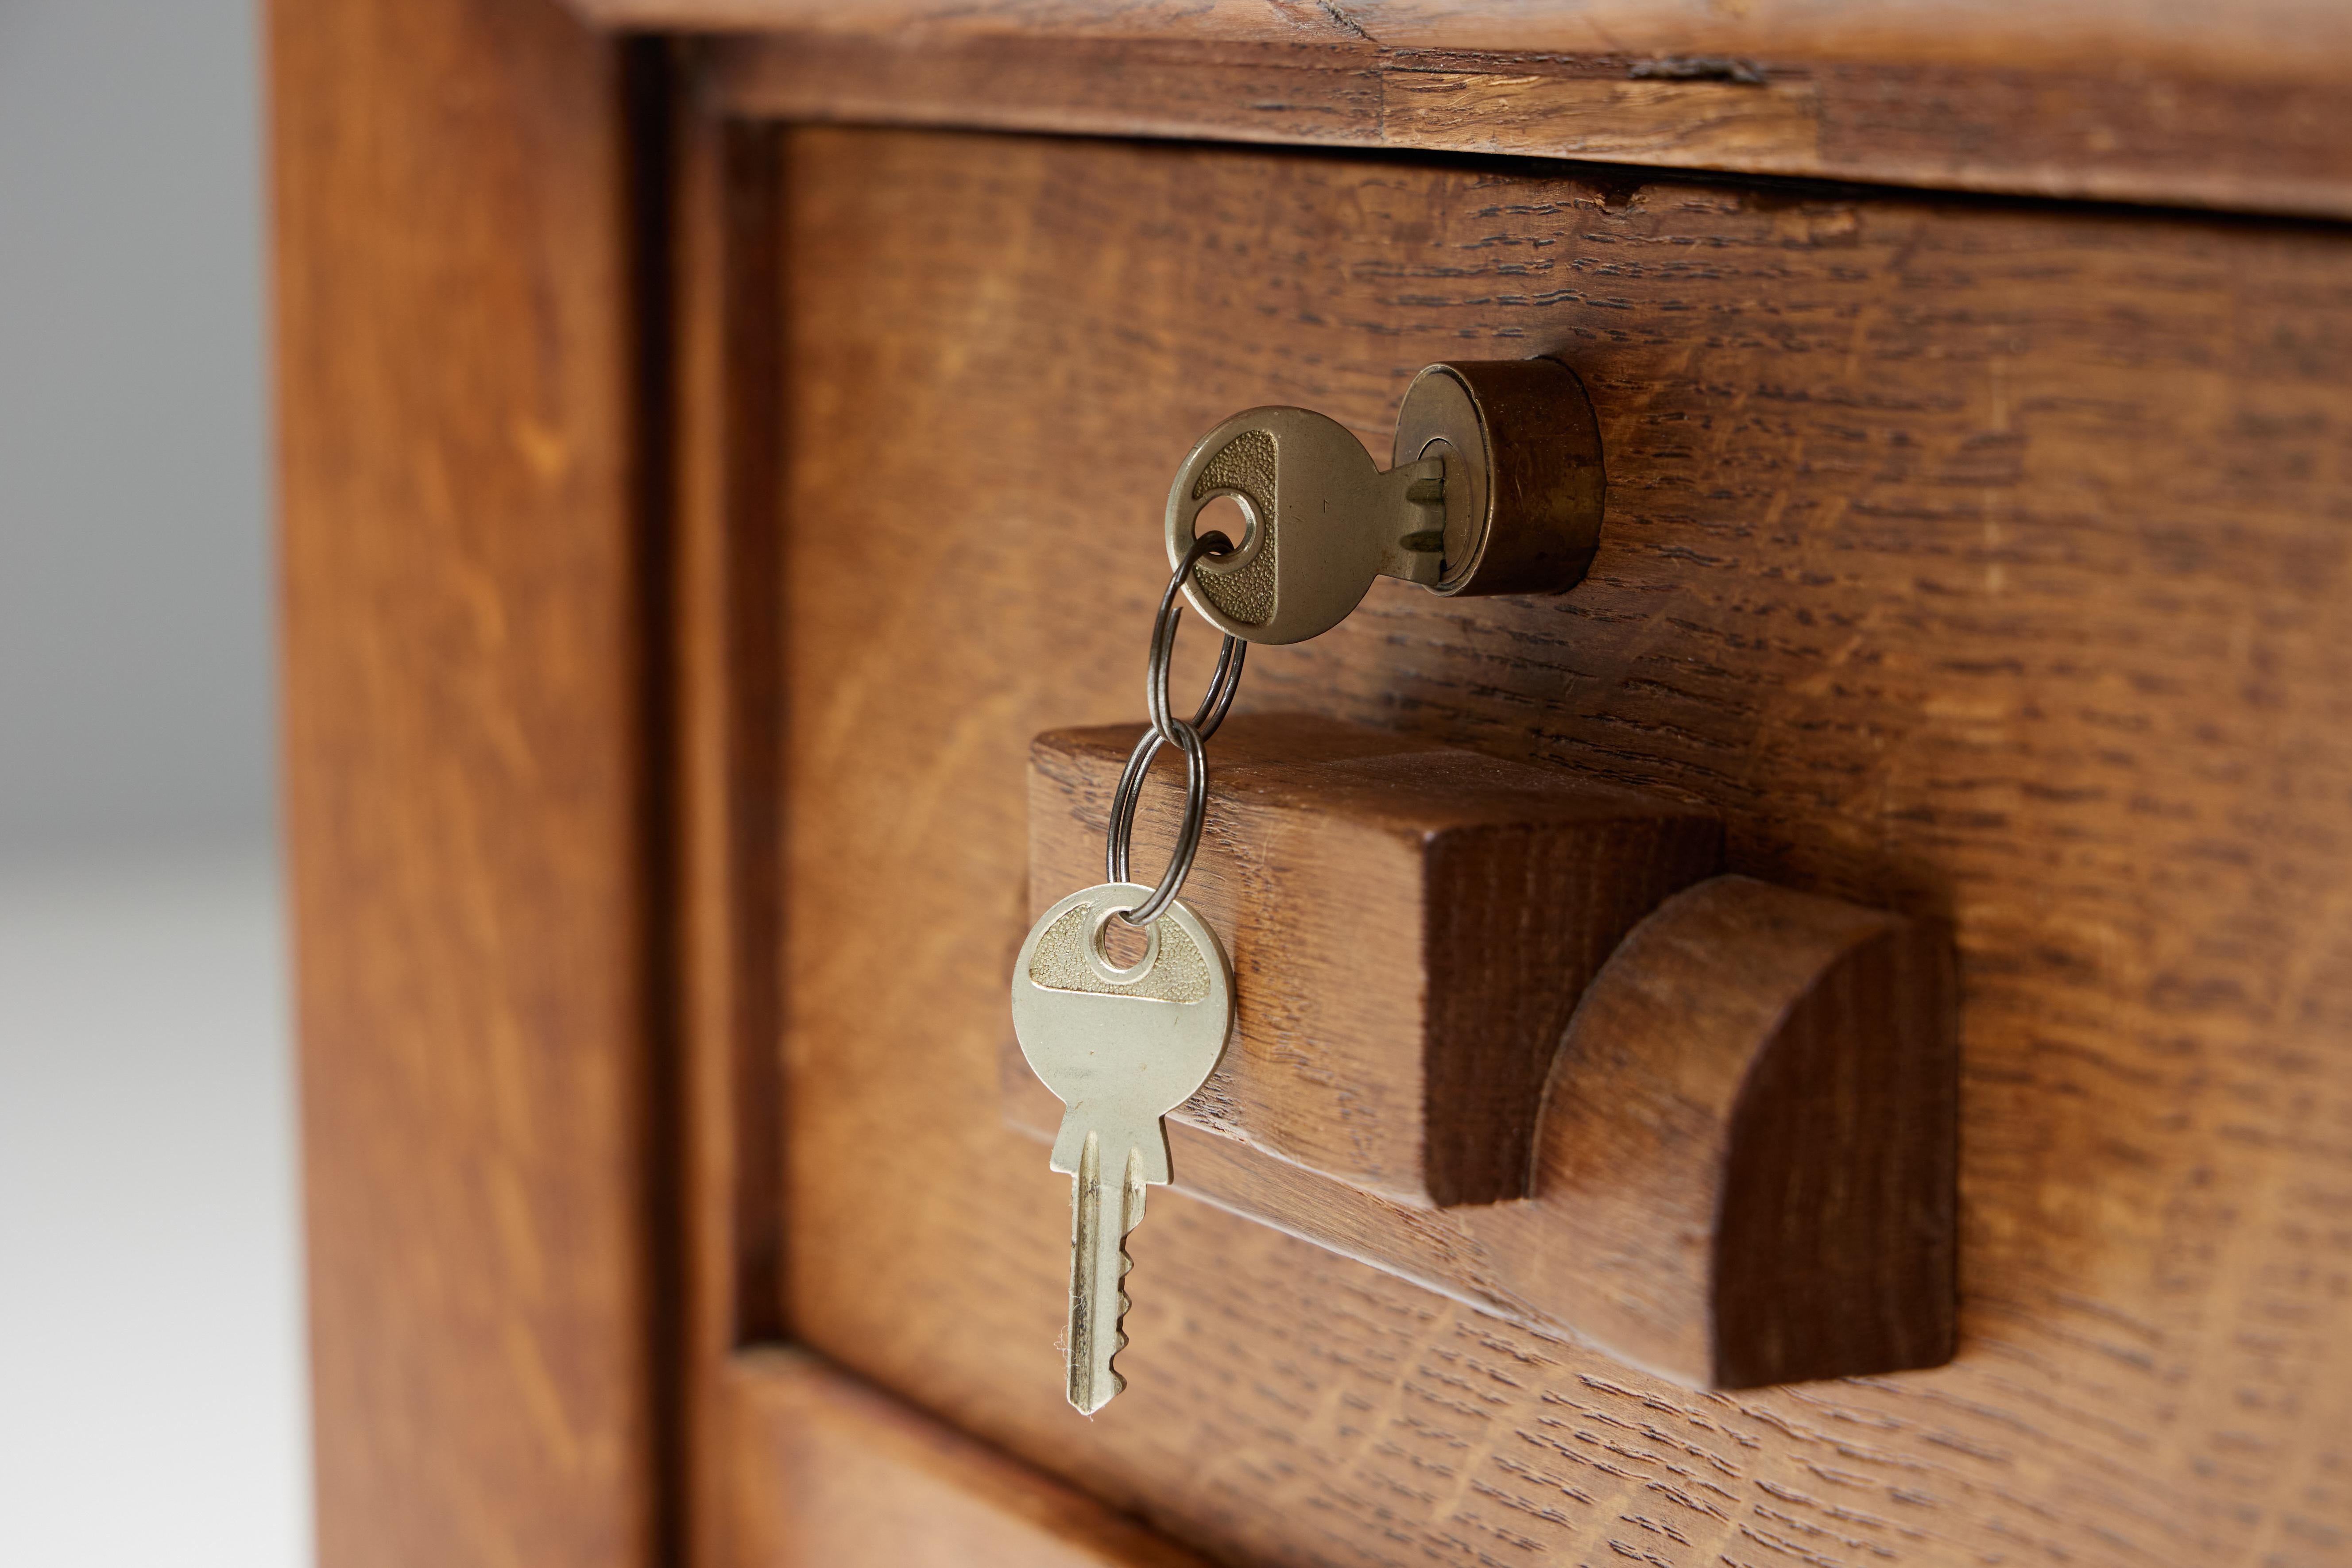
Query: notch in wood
xmin=1007 ymin=713 xmax=1957 ymax=1388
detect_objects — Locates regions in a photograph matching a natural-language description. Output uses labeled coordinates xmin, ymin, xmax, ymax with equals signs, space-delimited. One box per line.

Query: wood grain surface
xmin=668 ymin=90 xmax=1225 ymax=1568
xmin=724 ymin=1350 xmax=1222 ymax=1567
xmin=693 ymin=28 xmax=2352 ymax=219
xmin=573 ymin=0 xmax=2352 ymax=82
xmin=1029 ymin=715 xmax=1721 ymax=1205
xmin=275 ymin=0 xmax=655 ymax=1564
xmin=672 ymin=86 xmax=789 ymax=1568
xmin=758 ymin=126 xmax=2352 ymax=1568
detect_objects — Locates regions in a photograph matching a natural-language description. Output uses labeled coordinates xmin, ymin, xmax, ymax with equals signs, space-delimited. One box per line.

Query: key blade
xmin=1066 ymin=1129 xmax=1144 ymax=1415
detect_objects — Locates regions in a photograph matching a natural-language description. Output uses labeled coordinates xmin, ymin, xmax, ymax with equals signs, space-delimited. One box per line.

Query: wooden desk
xmin=275 ymin=3 xmax=2352 ymax=1564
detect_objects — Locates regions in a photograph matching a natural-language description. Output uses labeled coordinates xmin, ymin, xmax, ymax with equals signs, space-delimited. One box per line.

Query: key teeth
xmin=1097 ymin=1244 xmax=1134 ymax=1399
xmin=1110 ymin=1246 xmax=1132 ymax=1350
xmin=1064 ymin=1138 xmax=1154 ymax=1414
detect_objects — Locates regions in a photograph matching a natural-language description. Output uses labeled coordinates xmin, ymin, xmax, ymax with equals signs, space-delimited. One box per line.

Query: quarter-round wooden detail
xmin=1480 ymin=876 xmax=1957 ymax=1387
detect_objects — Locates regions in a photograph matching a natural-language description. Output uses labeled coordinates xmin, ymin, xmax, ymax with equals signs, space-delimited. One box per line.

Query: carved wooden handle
xmin=1007 ymin=712 xmax=1957 ymax=1388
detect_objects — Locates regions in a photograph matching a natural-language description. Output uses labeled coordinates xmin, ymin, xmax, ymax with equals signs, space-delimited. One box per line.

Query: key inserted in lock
xmin=1165 ymin=357 xmax=1605 ymax=645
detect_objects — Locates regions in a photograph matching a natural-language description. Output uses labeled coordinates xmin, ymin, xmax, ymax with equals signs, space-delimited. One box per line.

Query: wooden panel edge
xmin=722 ymin=1349 xmax=1223 ymax=1567
xmin=700 ymin=32 xmax=2352 ymax=221
xmin=569 ymin=0 xmax=2352 ymax=84
xmin=671 ymin=49 xmax=791 ymax=1568
xmin=276 ymin=0 xmax=655 ymax=1563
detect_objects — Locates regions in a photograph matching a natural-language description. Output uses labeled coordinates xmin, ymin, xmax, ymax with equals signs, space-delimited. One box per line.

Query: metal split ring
xmin=1102 ymin=529 xmax=1247 ymax=927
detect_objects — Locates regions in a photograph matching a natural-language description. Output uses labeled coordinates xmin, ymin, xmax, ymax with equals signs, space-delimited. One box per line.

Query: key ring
xmin=1103 ymin=529 xmax=1247 ymax=927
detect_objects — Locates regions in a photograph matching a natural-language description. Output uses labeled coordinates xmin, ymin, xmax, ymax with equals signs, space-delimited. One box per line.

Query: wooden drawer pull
xmin=1005 ymin=712 xmax=1957 ymax=1387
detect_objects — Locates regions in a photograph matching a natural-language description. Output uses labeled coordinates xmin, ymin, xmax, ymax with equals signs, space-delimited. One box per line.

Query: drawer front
xmin=739 ymin=125 xmax=2351 ymax=1567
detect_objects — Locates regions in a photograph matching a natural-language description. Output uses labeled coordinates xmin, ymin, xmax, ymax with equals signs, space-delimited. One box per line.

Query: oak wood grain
xmin=275 ymin=0 xmax=654 ymax=1563
xmin=764 ymin=125 xmax=2352 ymax=1568
xmin=699 ymin=31 xmax=2352 ymax=219
xmin=669 ymin=94 xmax=1227 ymax=1568
xmin=672 ymin=82 xmax=789 ymax=1568
xmin=725 ymin=1350 xmax=1222 ymax=1567
xmin=1030 ymin=714 xmax=1721 ymax=1205
xmin=576 ymin=0 xmax=2352 ymax=84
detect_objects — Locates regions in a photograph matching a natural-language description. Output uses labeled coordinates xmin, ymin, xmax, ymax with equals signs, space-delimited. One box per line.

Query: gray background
xmin=0 ymin=0 xmax=273 ymax=861
xmin=0 ymin=0 xmax=306 ymax=1561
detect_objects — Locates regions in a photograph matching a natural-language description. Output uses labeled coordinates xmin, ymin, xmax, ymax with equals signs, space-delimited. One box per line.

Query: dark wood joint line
xmin=694 ymin=28 xmax=2352 ymax=221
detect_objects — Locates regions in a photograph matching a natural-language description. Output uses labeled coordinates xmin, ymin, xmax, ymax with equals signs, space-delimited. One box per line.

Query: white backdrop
xmin=0 ymin=0 xmax=306 ymax=1562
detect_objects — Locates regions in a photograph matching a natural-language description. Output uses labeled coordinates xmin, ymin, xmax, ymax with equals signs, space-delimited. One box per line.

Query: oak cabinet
xmin=277 ymin=4 xmax=2352 ymax=1566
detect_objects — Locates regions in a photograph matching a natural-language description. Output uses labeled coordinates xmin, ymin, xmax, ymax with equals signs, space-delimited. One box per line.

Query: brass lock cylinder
xmin=1393 ymin=357 xmax=1605 ymax=598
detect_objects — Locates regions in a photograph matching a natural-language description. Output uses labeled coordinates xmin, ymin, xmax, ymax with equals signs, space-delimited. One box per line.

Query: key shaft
xmin=1067 ymin=1130 xmax=1145 ymax=1414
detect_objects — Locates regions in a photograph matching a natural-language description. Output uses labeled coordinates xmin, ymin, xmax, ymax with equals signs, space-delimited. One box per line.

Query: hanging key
xmin=1008 ymin=358 xmax=1604 ymax=1414
xmin=1010 ymin=882 xmax=1233 ymax=1414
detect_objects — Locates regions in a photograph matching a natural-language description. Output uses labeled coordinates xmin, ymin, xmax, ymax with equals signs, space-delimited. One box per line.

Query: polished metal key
xmin=1164 ymin=405 xmax=1448 ymax=646
xmin=1010 ymin=882 xmax=1233 ymax=1414
xmin=1164 ymin=359 xmax=1609 ymax=643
